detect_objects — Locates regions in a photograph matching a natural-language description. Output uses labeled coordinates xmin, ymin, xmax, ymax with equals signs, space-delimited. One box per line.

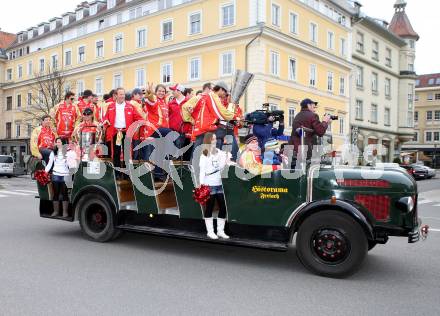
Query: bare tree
xmin=22 ymin=65 xmax=75 ymax=126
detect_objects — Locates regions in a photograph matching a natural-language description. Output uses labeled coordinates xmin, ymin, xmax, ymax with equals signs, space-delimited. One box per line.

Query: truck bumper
xmin=408 ymin=218 xmax=429 ymax=243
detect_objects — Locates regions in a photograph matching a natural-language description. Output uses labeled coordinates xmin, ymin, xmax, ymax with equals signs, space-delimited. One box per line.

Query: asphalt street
xmin=0 ymin=175 xmax=439 ymax=315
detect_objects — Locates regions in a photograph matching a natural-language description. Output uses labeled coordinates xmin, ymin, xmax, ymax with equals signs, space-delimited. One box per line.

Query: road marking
xmin=0 ymin=194 xmax=7 ymax=198
xmin=430 ymin=228 xmax=440 ymax=232
xmin=0 ymin=190 xmax=30 ymax=196
xmin=15 ymin=189 xmax=38 ymax=194
xmin=421 ymin=217 xmax=440 ymax=221
xmin=433 ymin=204 xmax=440 ymax=207
xmin=418 ymin=199 xmax=432 ymax=205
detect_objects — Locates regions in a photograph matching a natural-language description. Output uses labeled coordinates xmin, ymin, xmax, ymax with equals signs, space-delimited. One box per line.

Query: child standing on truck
xmin=199 ymin=132 xmax=231 ymax=240
xmin=45 ymin=138 xmax=71 ymax=218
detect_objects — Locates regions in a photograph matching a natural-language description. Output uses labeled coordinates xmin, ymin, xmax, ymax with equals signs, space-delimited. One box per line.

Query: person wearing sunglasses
xmin=50 ymin=91 xmax=80 ymax=144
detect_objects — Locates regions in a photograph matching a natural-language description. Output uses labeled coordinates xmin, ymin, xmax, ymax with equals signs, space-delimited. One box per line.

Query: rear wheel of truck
xmin=78 ymin=194 xmax=122 ymax=242
xmin=296 ymin=210 xmax=368 ymax=278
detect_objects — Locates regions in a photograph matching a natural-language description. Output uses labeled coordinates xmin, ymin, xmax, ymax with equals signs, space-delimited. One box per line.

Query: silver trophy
xmin=80 ymin=132 xmax=96 ymax=161
xmin=230 ymin=70 xmax=254 ymax=105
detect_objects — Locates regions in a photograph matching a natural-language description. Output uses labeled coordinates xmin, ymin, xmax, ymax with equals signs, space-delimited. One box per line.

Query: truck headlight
xmin=396 ymin=196 xmax=415 ymax=213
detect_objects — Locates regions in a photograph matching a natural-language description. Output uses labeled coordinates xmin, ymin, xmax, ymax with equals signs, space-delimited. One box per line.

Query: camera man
xmin=289 ymin=98 xmax=333 ymax=162
xmin=247 ymin=104 xmax=285 ymax=153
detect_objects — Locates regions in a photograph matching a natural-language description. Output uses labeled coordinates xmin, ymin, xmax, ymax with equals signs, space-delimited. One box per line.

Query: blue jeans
xmin=209 ymin=185 xmax=224 ymax=195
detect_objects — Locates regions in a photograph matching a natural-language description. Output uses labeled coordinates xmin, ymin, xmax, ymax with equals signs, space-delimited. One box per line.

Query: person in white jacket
xmin=45 ymin=138 xmax=71 ymax=217
xmin=199 ymin=132 xmax=230 ymax=239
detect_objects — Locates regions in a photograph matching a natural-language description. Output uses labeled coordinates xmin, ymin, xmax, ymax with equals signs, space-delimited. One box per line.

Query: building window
xmin=220 ymin=52 xmax=234 ymax=76
xmin=409 ymin=40 xmax=415 ymax=49
xmin=413 ymin=132 xmax=418 ymax=142
xmin=27 ymin=61 xmax=33 ymax=76
xmin=6 ymin=69 xmax=12 ymax=81
xmin=435 ymin=110 xmax=440 ymax=120
xmin=107 ymin=0 xmax=116 ymax=9
xmin=426 ymin=132 xmax=432 ymax=142
xmin=221 ymin=3 xmax=235 ymax=27
xmin=339 ymin=116 xmax=345 ymax=135
xmin=407 ymin=111 xmax=413 ymax=127
xmin=428 ymin=78 xmax=435 ymax=85
xmin=17 ymin=95 xmax=21 ymax=108
xmin=271 ymin=3 xmax=281 ymax=27
xmin=309 ymin=64 xmax=316 ymax=87
xmin=17 ymin=65 xmax=23 ymax=79
xmin=327 ymin=72 xmax=333 ymax=92
xmin=340 ymin=38 xmax=346 ymax=56
xmin=355 ymin=100 xmax=363 ymax=120
xmin=113 ymin=73 xmax=122 ymax=88
xmin=90 ymin=4 xmax=97 ymax=15
xmin=427 ymin=111 xmax=432 ymax=120
xmin=309 ymin=22 xmax=318 ymax=43
xmin=327 ymin=31 xmax=334 ymax=50
xmin=129 ymin=7 xmax=143 ymax=20
xmin=77 ymin=80 xmax=84 ymax=95
xmin=39 ymin=59 xmax=45 ymax=73
xmin=158 ymin=0 xmax=172 ymax=10
xmin=371 ymin=104 xmax=378 ymax=123
xmin=435 ymin=93 xmax=440 ymax=100
xmin=384 ymin=108 xmax=390 ymax=126
xmin=372 ymin=40 xmax=379 ymax=60
xmin=339 ymin=76 xmax=345 ymax=95
xmin=27 ymin=93 xmax=32 ymax=106
xmin=136 ymin=28 xmax=147 ymax=48
xmin=27 ymin=124 xmax=32 ymax=137
xmin=270 ymin=51 xmax=280 ymax=77
xmin=427 ymin=94 xmax=433 ymax=101
xmin=415 ymin=94 xmax=419 ymax=101
xmin=65 ymin=50 xmax=72 ymax=66
xmin=356 ymin=32 xmax=364 ymax=53
xmin=288 ymin=106 xmax=295 ymax=128
xmin=161 ymin=63 xmax=172 ymax=84
xmin=435 ymin=132 xmax=440 ymax=142
xmin=5 ymin=123 xmax=12 ymax=139
xmin=386 ymin=48 xmax=392 ymax=67
xmin=356 ymin=66 xmax=363 ymax=88
xmin=96 ymin=40 xmax=104 ymax=57
xmin=135 ymin=68 xmax=145 ymax=88
xmin=51 ymin=55 xmax=58 ymax=70
xmin=16 ymin=123 xmax=21 ymax=138
xmin=6 ymin=96 xmax=13 ymax=111
xmin=288 ymin=58 xmax=296 ymax=81
xmin=289 ymin=12 xmax=298 ymax=34
xmin=95 ymin=77 xmax=103 ymax=96
xmin=189 ymin=12 xmax=201 ymax=35
xmin=162 ymin=20 xmax=173 ymax=41
xmin=189 ymin=57 xmax=201 ymax=81
xmin=371 ymin=72 xmax=378 ymax=93
xmin=78 ymin=46 xmax=85 ymax=63
xmin=385 ymin=78 xmax=391 ymax=97
xmin=414 ymin=111 xmax=418 ymax=121
xmin=114 ymin=34 xmax=123 ymax=53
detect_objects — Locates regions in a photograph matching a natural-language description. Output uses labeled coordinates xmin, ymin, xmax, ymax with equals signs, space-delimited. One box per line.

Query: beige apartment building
xmin=402 ymin=73 xmax=440 ymax=166
xmin=0 ymin=0 xmax=358 ymax=167
xmin=350 ymin=0 xmax=418 ymax=162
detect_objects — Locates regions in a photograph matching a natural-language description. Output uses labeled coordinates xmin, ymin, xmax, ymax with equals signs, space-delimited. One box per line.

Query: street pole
xmin=434 ymin=143 xmax=437 ymax=169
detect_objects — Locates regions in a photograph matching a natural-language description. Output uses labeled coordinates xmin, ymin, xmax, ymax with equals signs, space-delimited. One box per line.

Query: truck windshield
xmin=0 ymin=156 xmax=13 ymax=163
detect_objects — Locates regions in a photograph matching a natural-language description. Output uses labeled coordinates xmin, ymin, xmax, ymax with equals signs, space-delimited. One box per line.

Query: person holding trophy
xmin=72 ymin=108 xmax=102 ymax=161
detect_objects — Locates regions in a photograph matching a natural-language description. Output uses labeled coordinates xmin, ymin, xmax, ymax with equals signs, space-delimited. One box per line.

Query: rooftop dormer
xmin=37 ymin=22 xmax=49 ymax=35
xmin=49 ymin=17 xmax=62 ymax=31
xmin=62 ymin=12 xmax=76 ymax=27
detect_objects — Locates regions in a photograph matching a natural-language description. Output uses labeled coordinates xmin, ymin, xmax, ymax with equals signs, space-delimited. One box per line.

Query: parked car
xmin=411 ymin=164 xmax=435 ymax=179
xmin=410 ymin=165 xmax=429 ymax=180
xmin=0 ymin=155 xmax=14 ymax=178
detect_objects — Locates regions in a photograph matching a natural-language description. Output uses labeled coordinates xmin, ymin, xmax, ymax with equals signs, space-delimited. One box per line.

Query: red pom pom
xmin=34 ymin=170 xmax=51 ymax=186
xmin=193 ymin=185 xmax=211 ymax=205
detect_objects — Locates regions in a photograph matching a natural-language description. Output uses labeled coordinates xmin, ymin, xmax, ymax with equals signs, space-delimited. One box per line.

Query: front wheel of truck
xmin=296 ymin=210 xmax=368 ymax=278
xmin=78 ymin=194 xmax=122 ymax=242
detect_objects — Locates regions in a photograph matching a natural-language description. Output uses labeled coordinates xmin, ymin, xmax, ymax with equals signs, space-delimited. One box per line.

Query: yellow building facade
xmin=0 ymin=0 xmax=356 ymax=165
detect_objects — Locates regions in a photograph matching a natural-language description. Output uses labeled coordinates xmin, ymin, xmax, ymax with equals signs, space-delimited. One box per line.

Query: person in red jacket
xmin=77 ymin=89 xmax=94 ymax=115
xmin=192 ymin=81 xmax=235 ymax=152
xmin=103 ymin=88 xmax=144 ymax=174
xmin=168 ymin=83 xmax=193 ymax=159
xmin=30 ymin=115 xmax=57 ymax=163
xmin=51 ymin=91 xmax=80 ymax=144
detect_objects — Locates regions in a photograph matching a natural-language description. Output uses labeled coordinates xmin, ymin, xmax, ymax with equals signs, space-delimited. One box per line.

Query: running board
xmin=117 ymin=224 xmax=289 ymax=251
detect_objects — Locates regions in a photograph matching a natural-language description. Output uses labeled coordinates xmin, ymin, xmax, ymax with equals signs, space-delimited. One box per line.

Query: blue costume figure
xmin=262 ymin=138 xmax=282 ymax=166
xmin=253 ymin=118 xmax=284 ymax=154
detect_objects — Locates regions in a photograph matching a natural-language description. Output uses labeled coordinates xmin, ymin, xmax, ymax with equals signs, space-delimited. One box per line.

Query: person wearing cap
xmin=168 ymin=83 xmax=193 ymax=158
xmin=252 ymin=110 xmax=284 ymax=155
xmin=262 ymin=138 xmax=283 ymax=166
xmin=50 ymin=91 xmax=80 ymax=144
xmin=71 ymin=108 xmax=102 ymax=160
xmin=191 ymin=81 xmax=235 ymax=152
xmin=77 ymin=89 xmax=94 ymax=115
xmin=130 ymin=88 xmax=148 ymax=160
xmin=239 ymin=134 xmax=281 ymax=174
xmin=289 ymin=98 xmax=332 ymax=163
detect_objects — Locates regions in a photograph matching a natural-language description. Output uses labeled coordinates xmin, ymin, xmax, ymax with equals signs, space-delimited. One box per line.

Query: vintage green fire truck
xmin=34 ymin=155 xmax=427 ymax=278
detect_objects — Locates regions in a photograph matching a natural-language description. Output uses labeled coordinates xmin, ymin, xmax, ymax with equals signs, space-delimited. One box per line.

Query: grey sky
xmin=0 ymin=0 xmax=437 ymax=74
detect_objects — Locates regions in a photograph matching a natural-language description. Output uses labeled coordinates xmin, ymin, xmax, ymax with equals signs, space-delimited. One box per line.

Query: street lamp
xmin=434 ymin=142 xmax=438 ymax=169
